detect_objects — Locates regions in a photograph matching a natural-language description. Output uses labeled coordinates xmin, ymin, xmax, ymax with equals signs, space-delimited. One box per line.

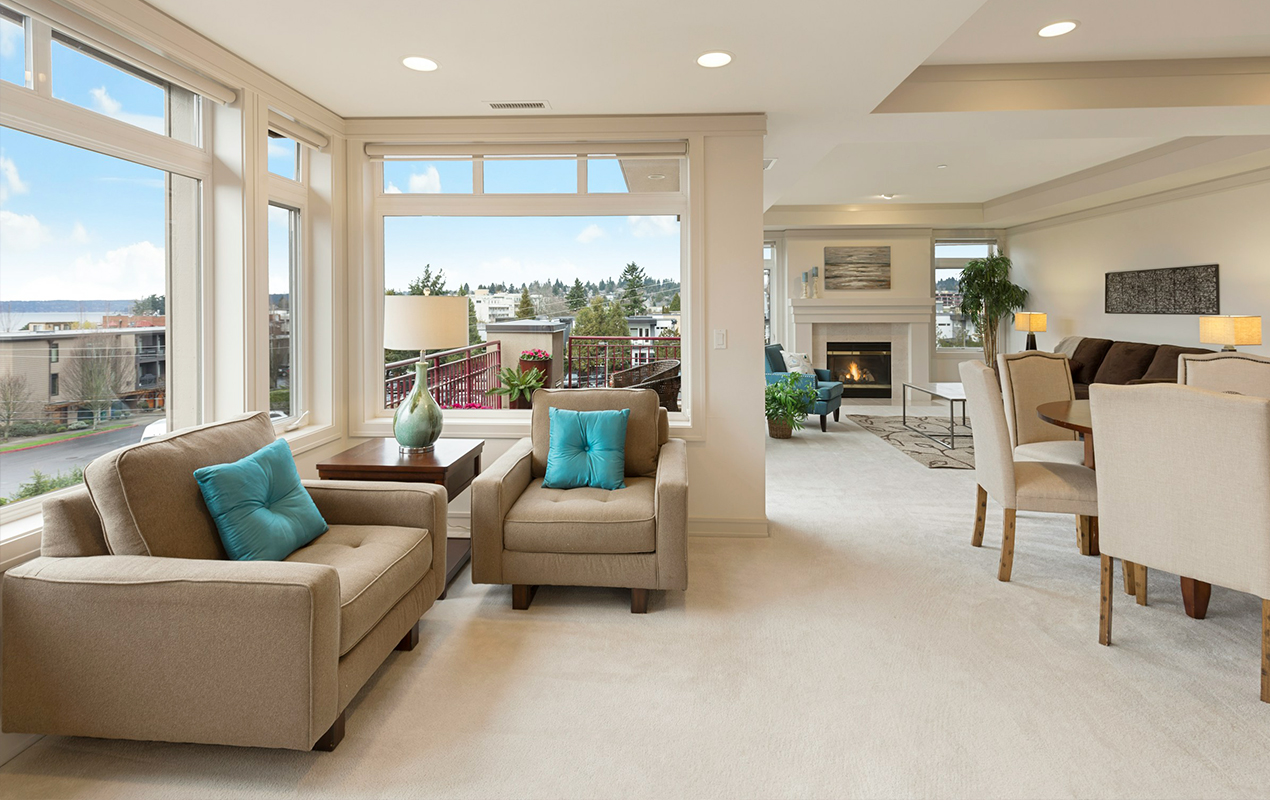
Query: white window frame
xmin=0 ymin=3 xmax=213 ymax=526
xmin=932 ymin=235 xmax=1003 ymax=355
xmin=264 ymin=137 xmax=308 ymax=427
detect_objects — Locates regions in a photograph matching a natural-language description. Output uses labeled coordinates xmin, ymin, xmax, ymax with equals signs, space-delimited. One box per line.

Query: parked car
xmin=140 ymin=411 xmax=288 ymax=442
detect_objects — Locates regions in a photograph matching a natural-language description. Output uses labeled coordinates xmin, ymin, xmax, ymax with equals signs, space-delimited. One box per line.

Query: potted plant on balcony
xmin=519 ymin=348 xmax=552 ymax=376
xmin=958 ymin=252 xmax=1028 ymax=370
xmin=764 ymin=373 xmax=817 ymax=439
xmin=488 ymin=366 xmax=545 ymax=410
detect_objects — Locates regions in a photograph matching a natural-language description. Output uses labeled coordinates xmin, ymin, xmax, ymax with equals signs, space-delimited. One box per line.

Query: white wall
xmin=1008 ymin=180 xmax=1270 ymax=357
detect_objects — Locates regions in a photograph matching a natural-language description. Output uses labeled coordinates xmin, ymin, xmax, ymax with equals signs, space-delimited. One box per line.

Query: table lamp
xmin=1199 ymin=315 xmax=1262 ymax=352
xmin=1015 ymin=312 xmax=1047 ymax=351
xmin=383 ymin=294 xmax=469 ymax=453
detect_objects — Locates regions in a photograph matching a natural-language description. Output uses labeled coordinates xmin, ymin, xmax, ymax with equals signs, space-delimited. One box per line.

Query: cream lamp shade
xmin=383 ymin=295 xmax=469 ymax=351
xmin=1199 ymin=315 xmax=1261 ymax=350
xmin=1014 ymin=312 xmax=1047 ymax=333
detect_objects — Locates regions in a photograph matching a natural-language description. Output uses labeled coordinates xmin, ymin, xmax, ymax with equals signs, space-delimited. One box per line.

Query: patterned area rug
xmin=847 ymin=414 xmax=975 ymax=470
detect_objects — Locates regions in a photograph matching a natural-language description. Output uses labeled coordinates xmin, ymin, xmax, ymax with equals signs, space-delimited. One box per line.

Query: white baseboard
xmin=450 ymin=511 xmax=770 ymax=538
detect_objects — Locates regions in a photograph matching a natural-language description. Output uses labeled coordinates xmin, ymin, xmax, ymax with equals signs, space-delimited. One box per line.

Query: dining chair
xmin=997 ymin=351 xmax=1084 ymax=466
xmin=1178 ymin=351 xmax=1270 ymax=398
xmin=959 ymin=361 xmax=1099 ymax=582
xmin=1090 ymin=383 xmax=1270 ymax=703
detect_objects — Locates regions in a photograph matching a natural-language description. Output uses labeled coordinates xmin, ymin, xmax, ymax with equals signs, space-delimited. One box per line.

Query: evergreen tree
xmin=619 ymin=262 xmax=647 ymax=316
xmin=566 ymin=278 xmax=588 ymax=311
xmin=553 ymin=279 xmax=564 ymax=295
xmin=131 ymin=294 xmax=165 ymax=316
xmin=572 ymin=297 xmax=629 ymax=337
xmin=467 ymin=298 xmax=480 ymax=344
xmin=401 ymin=264 xmax=447 ymax=296
xmin=516 ymin=286 xmax=536 ymax=319
xmin=667 ymin=292 xmax=681 ymax=312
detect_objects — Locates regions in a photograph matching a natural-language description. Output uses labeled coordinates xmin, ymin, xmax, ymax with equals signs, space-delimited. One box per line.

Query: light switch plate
xmin=713 ymin=329 xmax=727 ymax=349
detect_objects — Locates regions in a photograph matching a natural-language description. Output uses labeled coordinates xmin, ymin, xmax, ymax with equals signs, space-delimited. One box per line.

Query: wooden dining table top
xmin=1036 ymin=399 xmax=1093 ymax=435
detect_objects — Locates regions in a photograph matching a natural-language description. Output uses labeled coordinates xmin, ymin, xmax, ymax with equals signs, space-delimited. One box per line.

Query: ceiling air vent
xmin=484 ymin=100 xmax=551 ymax=111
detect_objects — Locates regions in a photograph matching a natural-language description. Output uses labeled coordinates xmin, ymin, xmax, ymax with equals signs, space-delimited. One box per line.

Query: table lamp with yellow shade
xmin=1199 ymin=315 xmax=1262 ymax=352
xmin=383 ymin=294 xmax=469 ymax=453
xmin=1014 ymin=311 xmax=1047 ymax=351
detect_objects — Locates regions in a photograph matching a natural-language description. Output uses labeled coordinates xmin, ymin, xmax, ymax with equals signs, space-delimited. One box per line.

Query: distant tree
xmin=63 ymin=332 xmax=129 ymax=429
xmin=566 ymin=279 xmax=588 ymax=311
xmin=0 ymin=374 xmax=32 ymax=442
xmin=461 ymin=282 xmax=471 ymax=295
xmin=391 ymin=264 xmax=447 ymax=296
xmin=131 ymin=294 xmax=166 ymax=316
xmin=619 ymin=262 xmax=648 ymax=316
xmin=572 ymin=297 xmax=629 ymax=338
xmin=516 ymin=286 xmax=536 ymax=319
xmin=467 ymin=298 xmax=480 ymax=344
xmin=667 ymin=292 xmax=681 ymax=313
xmin=936 ymin=276 xmax=960 ymax=292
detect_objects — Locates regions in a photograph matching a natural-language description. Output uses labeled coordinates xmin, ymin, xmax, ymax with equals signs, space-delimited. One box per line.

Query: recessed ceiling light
xmin=402 ymin=56 xmax=439 ymax=72
xmin=880 ymin=194 xmax=895 ymax=200
xmin=647 ymin=173 xmax=666 ymax=180
xmin=697 ymin=51 xmax=733 ymax=68
xmin=937 ymin=164 xmax=948 ymax=169
xmin=1038 ymin=20 xmax=1079 ymax=37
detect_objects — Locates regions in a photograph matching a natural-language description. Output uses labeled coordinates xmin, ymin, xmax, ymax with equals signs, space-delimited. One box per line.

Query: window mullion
xmin=28 ymin=17 xmax=50 ymax=98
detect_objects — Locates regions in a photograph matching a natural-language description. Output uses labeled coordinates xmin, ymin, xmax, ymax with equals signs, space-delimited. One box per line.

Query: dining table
xmin=1036 ymin=399 xmax=1212 ymax=620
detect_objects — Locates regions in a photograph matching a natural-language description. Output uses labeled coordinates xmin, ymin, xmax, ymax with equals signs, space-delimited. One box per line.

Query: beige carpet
xmin=847 ymin=414 xmax=975 ymax=469
xmin=2 ymin=411 xmax=1267 ymax=799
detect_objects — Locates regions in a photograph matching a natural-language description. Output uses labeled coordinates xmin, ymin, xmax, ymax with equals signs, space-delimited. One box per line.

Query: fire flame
xmin=846 ymin=361 xmax=863 ymax=382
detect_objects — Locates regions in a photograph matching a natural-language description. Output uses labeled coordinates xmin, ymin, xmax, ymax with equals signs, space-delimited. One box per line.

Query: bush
xmin=8 ymin=467 xmax=85 ymax=502
xmin=8 ymin=421 xmax=58 ymax=437
xmin=67 ymin=421 xmax=89 ymax=431
xmin=269 ymin=388 xmax=290 ymax=412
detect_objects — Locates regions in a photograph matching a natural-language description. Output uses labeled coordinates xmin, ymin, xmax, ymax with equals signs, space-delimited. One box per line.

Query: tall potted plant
xmin=488 ymin=366 xmax=545 ymax=410
xmin=957 ymin=252 xmax=1028 ymax=369
xmin=764 ymin=373 xmax=817 ymax=439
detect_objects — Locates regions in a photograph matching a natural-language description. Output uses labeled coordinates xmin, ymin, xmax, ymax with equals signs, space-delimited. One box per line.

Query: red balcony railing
xmin=565 ymin=336 xmax=681 ymax=388
xmin=386 ymin=341 xmax=501 ymax=409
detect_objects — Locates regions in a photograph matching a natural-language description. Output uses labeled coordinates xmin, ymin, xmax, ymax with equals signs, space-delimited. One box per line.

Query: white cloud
xmin=0 ymin=210 xmax=49 ymax=251
xmin=576 ymin=223 xmax=605 ymax=243
xmin=408 ymin=167 xmax=442 ymax=194
xmin=627 ymin=215 xmax=679 ymax=238
xmin=384 ymin=181 xmax=403 ymax=194
xmin=0 ymin=19 xmax=19 ymax=59
xmin=89 ymin=87 xmax=164 ymax=134
xmin=72 ymin=222 xmax=90 ymax=243
xmin=0 ymin=154 xmax=28 ymax=204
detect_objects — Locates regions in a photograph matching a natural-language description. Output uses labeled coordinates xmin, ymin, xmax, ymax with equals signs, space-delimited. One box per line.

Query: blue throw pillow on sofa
xmin=194 ymin=439 xmax=328 ymax=561
xmin=542 ymin=407 xmax=629 ymax=491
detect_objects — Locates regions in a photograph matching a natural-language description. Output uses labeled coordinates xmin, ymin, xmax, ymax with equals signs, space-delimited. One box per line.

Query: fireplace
xmin=827 ymin=341 xmax=892 ymax=399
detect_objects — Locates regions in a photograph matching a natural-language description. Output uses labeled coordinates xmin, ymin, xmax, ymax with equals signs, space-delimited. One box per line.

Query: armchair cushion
xmin=531 ymin=388 xmax=660 ymax=478
xmin=543 ymin=407 xmax=629 ymax=491
xmin=504 ymin=478 xmax=656 ymax=555
xmin=195 ymin=439 xmax=328 ymax=561
xmin=286 ymin=524 xmax=432 ymax=656
xmin=816 ymin=382 xmax=844 ymax=402
xmin=764 ymin=344 xmax=787 ymax=374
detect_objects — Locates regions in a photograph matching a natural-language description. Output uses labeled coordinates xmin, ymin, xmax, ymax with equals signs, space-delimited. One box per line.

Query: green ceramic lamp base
xmin=393 ymin=360 xmax=444 ymax=454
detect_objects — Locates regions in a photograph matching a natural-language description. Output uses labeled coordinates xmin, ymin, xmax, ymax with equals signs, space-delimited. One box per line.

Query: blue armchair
xmin=764 ymin=344 xmax=844 ymax=432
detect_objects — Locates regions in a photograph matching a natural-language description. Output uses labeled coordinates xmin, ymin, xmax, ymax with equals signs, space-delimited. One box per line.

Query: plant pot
xmin=519 ymin=358 xmax=550 ymax=377
xmin=767 ymin=419 xmax=793 ymax=439
xmin=509 ymin=395 xmax=532 ymax=410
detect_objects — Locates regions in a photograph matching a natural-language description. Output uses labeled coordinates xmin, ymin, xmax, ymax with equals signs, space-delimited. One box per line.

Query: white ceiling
xmin=926 ymin=0 xmax=1270 ymax=65
xmin=143 ymin=0 xmax=1270 ymax=209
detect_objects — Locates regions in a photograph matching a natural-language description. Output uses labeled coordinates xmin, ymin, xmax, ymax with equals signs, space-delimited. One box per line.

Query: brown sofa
xmin=2 ymin=413 xmax=447 ymax=751
xmin=1053 ymin=336 xmax=1213 ymax=399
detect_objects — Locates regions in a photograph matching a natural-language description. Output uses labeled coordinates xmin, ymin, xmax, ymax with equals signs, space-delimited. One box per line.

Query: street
xmin=0 ymin=425 xmax=147 ymax=498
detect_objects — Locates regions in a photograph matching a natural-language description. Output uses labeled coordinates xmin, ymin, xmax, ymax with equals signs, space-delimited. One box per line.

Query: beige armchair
xmin=998 ymin=351 xmax=1084 ymax=466
xmin=2 ymin=413 xmax=447 ymax=750
xmin=1179 ymin=351 xmax=1270 ymax=397
xmin=471 ymin=388 xmax=687 ymax=613
xmin=960 ymin=361 xmax=1098 ymax=581
xmin=1090 ymin=383 xmax=1270 ymax=703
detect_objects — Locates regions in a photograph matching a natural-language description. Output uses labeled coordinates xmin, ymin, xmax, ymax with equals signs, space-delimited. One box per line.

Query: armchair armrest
xmin=766 ymin=372 xmax=816 ymax=389
xmin=470 ymin=437 xmax=534 ymax=585
xmin=653 ymin=439 xmax=688 ymax=591
xmin=303 ymin=480 xmax=448 ymax=596
xmin=2 ymin=555 xmax=340 ymax=750
xmin=814 ymin=368 xmax=834 ymax=383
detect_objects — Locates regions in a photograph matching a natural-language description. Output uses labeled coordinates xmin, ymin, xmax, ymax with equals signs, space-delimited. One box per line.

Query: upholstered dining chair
xmin=959 ymin=360 xmax=1099 ymax=582
xmin=997 ymin=351 xmax=1084 ymax=466
xmin=1090 ymin=383 xmax=1270 ymax=703
xmin=1178 ymin=351 xmax=1270 ymax=398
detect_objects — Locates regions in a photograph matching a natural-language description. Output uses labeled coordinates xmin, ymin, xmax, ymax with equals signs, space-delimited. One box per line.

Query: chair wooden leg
xmin=971 ymin=485 xmax=987 ymax=547
xmin=312 ymin=711 xmax=345 ymax=752
xmin=631 ymin=588 xmax=648 ymax=614
xmin=1134 ymin=564 xmax=1148 ymax=606
xmin=1123 ymin=560 xmax=1137 ymax=596
xmin=1088 ymin=516 xmax=1100 ymax=556
xmin=833 ymin=408 xmax=840 ymax=422
xmin=512 ymin=584 xmax=538 ymax=610
xmin=1077 ymin=516 xmax=1091 ymax=555
xmin=1099 ymin=555 xmax=1113 ymax=646
xmin=1181 ymin=577 xmax=1212 ymax=620
xmin=820 ymin=414 xmax=827 ymax=432
xmin=1261 ymin=599 xmax=1269 ymax=703
xmin=997 ymin=509 xmax=1016 ymax=582
xmin=395 ymin=621 xmax=419 ymax=651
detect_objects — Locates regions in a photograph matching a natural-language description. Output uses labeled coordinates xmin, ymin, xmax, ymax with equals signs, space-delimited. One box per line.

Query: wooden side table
xmin=315 ymin=438 xmax=483 ymax=595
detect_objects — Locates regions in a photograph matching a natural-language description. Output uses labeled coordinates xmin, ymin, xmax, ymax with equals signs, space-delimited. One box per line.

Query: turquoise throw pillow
xmin=194 ymin=439 xmax=328 ymax=561
xmin=542 ymin=407 xmax=629 ymax=491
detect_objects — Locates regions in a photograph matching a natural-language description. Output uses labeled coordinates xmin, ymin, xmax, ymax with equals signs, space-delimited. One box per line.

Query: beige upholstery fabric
xmin=287 ymin=524 xmax=432 ymax=655
xmin=658 ymin=407 xmax=669 ymax=446
xmin=1178 ymin=351 xmax=1270 ymax=398
xmin=501 ymin=551 xmax=659 ymax=590
xmin=84 ymin=412 xmax=275 ymax=559
xmin=961 ymin=360 xmax=1097 ymax=516
xmin=39 ymin=487 xmax=107 ymax=557
xmin=1014 ymin=440 xmax=1086 ymax=465
xmin=470 ymin=437 xmax=534 ymax=585
xmin=530 ymin=388 xmax=661 ymax=478
xmin=336 ymin=575 xmax=434 ymax=711
xmin=504 ymin=479 xmax=656 ymax=554
xmin=653 ymin=438 xmax=689 ymax=591
xmin=1091 ymin=384 xmax=1270 ymax=597
xmin=1 ymin=555 xmax=340 ymax=750
xmin=998 ymin=351 xmax=1077 ymax=448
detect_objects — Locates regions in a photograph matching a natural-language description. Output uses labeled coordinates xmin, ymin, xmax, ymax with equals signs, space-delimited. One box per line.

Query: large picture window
xmin=935 ymin=241 xmax=997 ymax=350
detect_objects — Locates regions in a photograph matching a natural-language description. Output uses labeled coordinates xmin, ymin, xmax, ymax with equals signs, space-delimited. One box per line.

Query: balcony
xmin=386 ymin=341 xmax=502 ymax=409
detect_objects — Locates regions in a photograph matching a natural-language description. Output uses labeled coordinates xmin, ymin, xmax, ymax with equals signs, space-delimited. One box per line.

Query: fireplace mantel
xmin=789 ymin=296 xmax=934 ymax=325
